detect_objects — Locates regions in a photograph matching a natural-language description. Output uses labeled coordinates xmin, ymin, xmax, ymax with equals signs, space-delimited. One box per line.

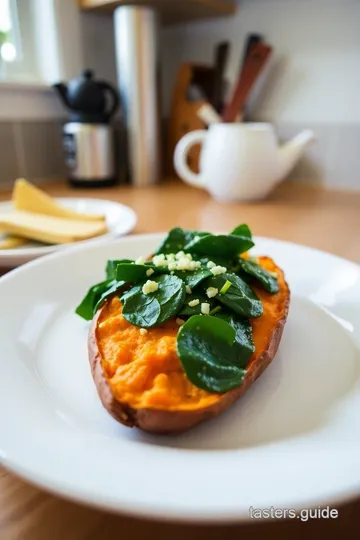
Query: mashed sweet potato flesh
xmin=96 ymin=256 xmax=287 ymax=411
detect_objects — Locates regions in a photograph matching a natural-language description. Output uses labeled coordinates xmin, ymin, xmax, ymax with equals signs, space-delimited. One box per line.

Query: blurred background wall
xmin=161 ymin=0 xmax=360 ymax=190
xmin=0 ymin=0 xmax=359 ymax=190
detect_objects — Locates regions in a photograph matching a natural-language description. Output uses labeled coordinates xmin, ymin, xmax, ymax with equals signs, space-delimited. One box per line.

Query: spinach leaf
xmin=185 ymin=234 xmax=254 ymax=258
xmin=231 ymin=224 xmax=252 ymax=239
xmin=198 ymin=255 xmax=240 ymax=274
xmin=239 ymin=258 xmax=279 ymax=294
xmin=173 ymin=267 xmax=212 ymax=289
xmin=215 ymin=312 xmax=255 ymax=364
xmin=115 ymin=262 xmax=159 ymax=283
xmin=76 ymin=279 xmax=110 ymax=320
xmin=120 ymin=283 xmax=142 ymax=303
xmin=179 ymin=292 xmax=215 ymax=316
xmin=106 ymin=259 xmax=132 ymax=280
xmin=122 ymin=293 xmax=161 ymax=328
xmin=206 ymin=273 xmax=263 ymax=318
xmin=76 ymin=279 xmax=125 ymax=321
xmin=154 ymin=227 xmax=208 ymax=255
xmin=94 ymin=280 xmax=127 ymax=314
xmin=177 ymin=315 xmax=247 ymax=393
xmin=122 ymin=274 xmax=186 ymax=328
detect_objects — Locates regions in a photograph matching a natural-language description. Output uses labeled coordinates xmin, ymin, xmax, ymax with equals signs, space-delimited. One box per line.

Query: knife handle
xmin=212 ymin=41 xmax=230 ymax=112
xmin=222 ymin=43 xmax=272 ymax=123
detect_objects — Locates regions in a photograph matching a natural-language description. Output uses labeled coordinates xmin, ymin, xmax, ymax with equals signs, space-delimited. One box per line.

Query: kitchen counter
xmin=2 ymin=178 xmax=360 ymax=262
xmin=0 ymin=178 xmax=360 ymax=539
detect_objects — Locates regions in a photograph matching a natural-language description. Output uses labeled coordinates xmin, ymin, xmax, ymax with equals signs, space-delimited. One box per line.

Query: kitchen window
xmin=0 ymin=0 xmax=85 ymax=88
xmin=0 ymin=0 xmax=104 ymax=121
xmin=0 ymin=0 xmax=41 ymax=83
xmin=0 ymin=0 xmax=19 ymax=77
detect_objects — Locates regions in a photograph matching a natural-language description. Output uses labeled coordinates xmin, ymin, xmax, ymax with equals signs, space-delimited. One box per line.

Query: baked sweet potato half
xmin=87 ymin=253 xmax=290 ymax=435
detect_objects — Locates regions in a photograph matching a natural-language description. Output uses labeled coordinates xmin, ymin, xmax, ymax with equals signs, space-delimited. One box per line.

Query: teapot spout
xmin=278 ymin=129 xmax=316 ymax=181
xmin=52 ymin=82 xmax=70 ymax=108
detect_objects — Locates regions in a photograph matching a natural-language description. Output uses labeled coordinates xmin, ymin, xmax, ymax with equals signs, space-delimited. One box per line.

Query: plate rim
xmin=1 ymin=231 xmax=359 ymax=281
xmin=0 ymin=197 xmax=137 ymax=261
xmin=2 ymin=452 xmax=360 ymax=524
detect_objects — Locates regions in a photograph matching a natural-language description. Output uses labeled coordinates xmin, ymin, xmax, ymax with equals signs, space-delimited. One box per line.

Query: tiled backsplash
xmin=0 ymin=120 xmax=66 ymax=188
xmin=0 ymin=123 xmax=19 ymax=186
xmin=0 ymin=119 xmax=131 ymax=188
xmin=276 ymin=123 xmax=360 ymax=191
xmin=0 ymin=119 xmax=359 ymax=191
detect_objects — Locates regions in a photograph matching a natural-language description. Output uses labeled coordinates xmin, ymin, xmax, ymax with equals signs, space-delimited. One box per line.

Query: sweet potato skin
xmin=88 ymin=258 xmax=290 ymax=434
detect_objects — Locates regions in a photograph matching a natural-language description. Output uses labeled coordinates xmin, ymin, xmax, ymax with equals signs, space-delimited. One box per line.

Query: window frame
xmin=0 ymin=0 xmax=86 ymax=121
xmin=0 ymin=0 xmax=85 ymax=87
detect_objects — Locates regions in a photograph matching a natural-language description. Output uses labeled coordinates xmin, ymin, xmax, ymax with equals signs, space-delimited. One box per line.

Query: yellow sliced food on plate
xmin=0 ymin=235 xmax=28 ymax=250
xmin=0 ymin=211 xmax=108 ymax=245
xmin=13 ymin=178 xmax=106 ymax=222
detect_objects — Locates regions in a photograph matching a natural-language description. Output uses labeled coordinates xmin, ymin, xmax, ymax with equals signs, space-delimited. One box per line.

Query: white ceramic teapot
xmin=174 ymin=123 xmax=315 ymax=202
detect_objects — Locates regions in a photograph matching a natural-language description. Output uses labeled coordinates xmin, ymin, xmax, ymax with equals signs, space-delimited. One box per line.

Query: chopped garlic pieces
xmin=140 ymin=328 xmax=148 ymax=336
xmin=152 ymin=254 xmax=167 ymax=267
xmin=201 ymin=303 xmax=210 ymax=315
xmin=146 ymin=268 xmax=154 ymax=277
xmin=210 ymin=265 xmax=227 ymax=276
xmin=185 ymin=285 xmax=192 ymax=295
xmin=188 ymin=299 xmax=200 ymax=307
xmin=176 ymin=318 xmax=185 ymax=326
xmin=142 ymin=280 xmax=159 ymax=294
xmin=151 ymin=251 xmax=201 ymax=272
xmin=206 ymin=287 xmax=218 ymax=298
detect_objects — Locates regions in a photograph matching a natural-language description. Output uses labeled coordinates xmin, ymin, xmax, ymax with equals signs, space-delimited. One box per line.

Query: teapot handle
xmin=174 ymin=130 xmax=207 ymax=189
xmin=99 ymin=81 xmax=120 ymax=120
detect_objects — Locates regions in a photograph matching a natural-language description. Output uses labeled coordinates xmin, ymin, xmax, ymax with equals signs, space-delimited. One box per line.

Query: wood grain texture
xmin=77 ymin=0 xmax=236 ymax=24
xmin=167 ymin=63 xmax=208 ymax=176
xmin=222 ymin=43 xmax=272 ymax=123
xmin=1 ymin=178 xmax=360 ymax=538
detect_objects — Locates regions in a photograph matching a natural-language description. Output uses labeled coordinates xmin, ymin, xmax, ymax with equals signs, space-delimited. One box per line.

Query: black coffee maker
xmin=54 ymin=69 xmax=119 ymax=187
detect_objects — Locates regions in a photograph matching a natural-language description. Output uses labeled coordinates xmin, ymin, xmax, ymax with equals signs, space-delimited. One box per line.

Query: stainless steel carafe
xmin=114 ymin=7 xmax=161 ymax=187
xmin=53 ymin=70 xmax=119 ymax=187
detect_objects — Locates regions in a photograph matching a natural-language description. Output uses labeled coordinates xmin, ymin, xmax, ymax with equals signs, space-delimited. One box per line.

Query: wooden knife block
xmin=167 ymin=63 xmax=209 ymax=177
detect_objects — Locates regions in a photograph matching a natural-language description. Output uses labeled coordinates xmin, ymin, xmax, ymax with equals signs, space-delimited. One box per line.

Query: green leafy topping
xmin=154 ymin=227 xmax=208 ymax=255
xmin=177 ymin=316 xmax=248 ymax=393
xmin=239 ymin=258 xmax=279 ymax=294
xmin=122 ymin=289 xmax=161 ymax=328
xmin=75 ymin=279 xmax=125 ymax=321
xmin=106 ymin=259 xmax=132 ymax=280
xmin=121 ymin=274 xmax=186 ymax=328
xmin=75 ymin=223 xmax=281 ymax=395
xmin=93 ymin=281 xmax=127 ymax=314
xmin=115 ymin=262 xmax=159 ymax=283
xmin=200 ymin=255 xmax=241 ymax=274
xmin=173 ymin=267 xmax=212 ymax=289
xmin=179 ymin=292 xmax=215 ymax=316
xmin=215 ymin=311 xmax=255 ymax=362
xmin=231 ymin=224 xmax=252 ymax=239
xmin=206 ymin=273 xmax=263 ymax=318
xmin=185 ymin=234 xmax=254 ymax=258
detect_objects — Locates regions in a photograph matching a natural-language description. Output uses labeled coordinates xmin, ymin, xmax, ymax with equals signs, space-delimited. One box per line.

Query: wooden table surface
xmin=1 ymin=179 xmax=360 ymax=539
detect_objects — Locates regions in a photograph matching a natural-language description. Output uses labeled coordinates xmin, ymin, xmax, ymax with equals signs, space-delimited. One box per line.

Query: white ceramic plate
xmin=0 ymin=197 xmax=137 ymax=267
xmin=0 ymin=234 xmax=360 ymax=522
